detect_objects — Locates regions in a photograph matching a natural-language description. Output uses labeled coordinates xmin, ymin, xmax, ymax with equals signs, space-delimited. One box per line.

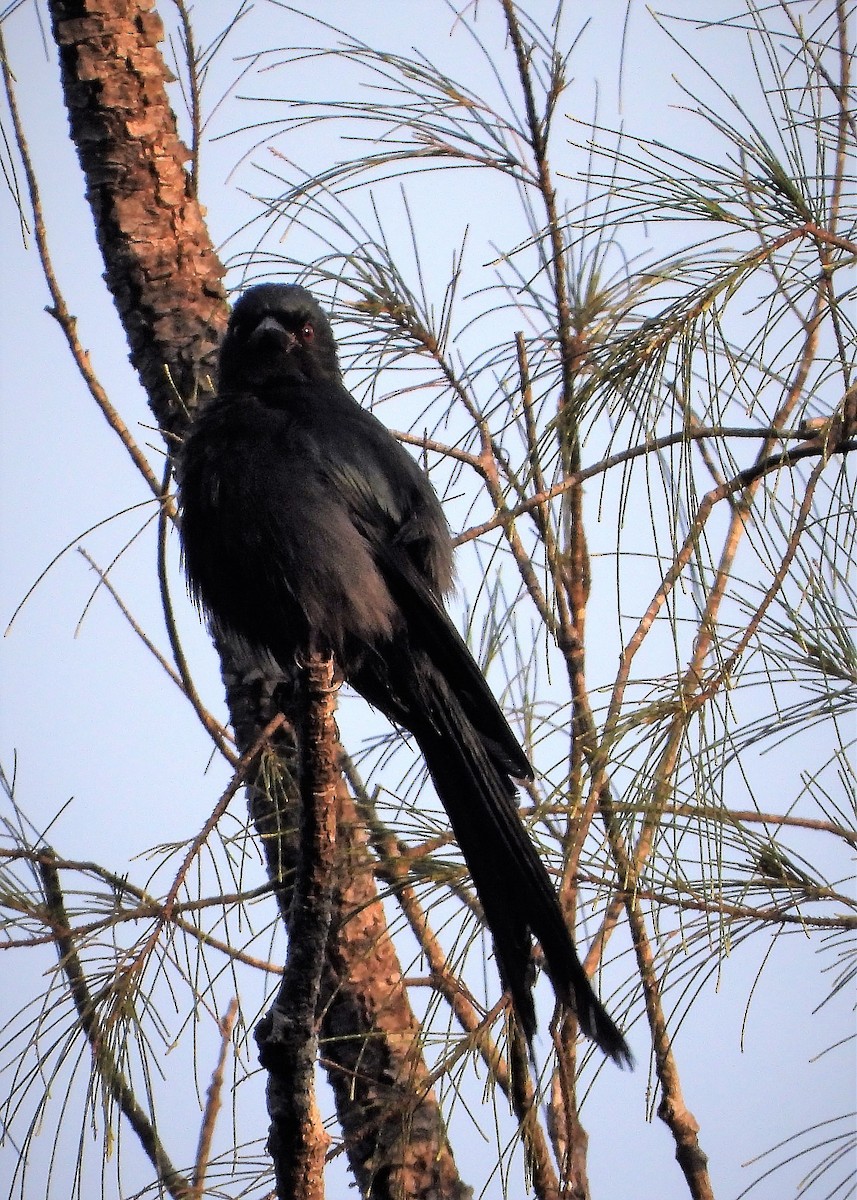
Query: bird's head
xmin=217 ymin=283 xmax=341 ymax=394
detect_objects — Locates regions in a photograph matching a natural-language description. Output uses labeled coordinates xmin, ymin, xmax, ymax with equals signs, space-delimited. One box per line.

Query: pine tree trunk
xmin=47 ymin=3 xmax=468 ymax=1194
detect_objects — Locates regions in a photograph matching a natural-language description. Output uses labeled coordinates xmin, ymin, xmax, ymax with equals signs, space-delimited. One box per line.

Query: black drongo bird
xmin=177 ymin=282 xmax=630 ymax=1064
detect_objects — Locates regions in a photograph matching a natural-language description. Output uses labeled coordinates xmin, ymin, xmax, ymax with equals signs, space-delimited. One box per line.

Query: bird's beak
xmin=250 ymin=315 xmax=297 ymax=351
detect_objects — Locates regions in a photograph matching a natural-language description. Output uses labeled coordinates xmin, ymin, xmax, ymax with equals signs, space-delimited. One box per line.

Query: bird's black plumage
xmin=177 ymin=283 xmax=631 ymax=1064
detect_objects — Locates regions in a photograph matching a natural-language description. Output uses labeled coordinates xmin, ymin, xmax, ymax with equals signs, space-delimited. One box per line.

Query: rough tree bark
xmin=46 ymin=1 xmax=468 ymax=1195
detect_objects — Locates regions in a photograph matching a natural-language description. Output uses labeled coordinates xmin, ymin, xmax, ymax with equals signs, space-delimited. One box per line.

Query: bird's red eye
xmin=300 ymin=323 xmax=315 ymax=343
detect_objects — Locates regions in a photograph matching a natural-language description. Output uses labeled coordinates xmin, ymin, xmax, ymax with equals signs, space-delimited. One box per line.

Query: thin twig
xmin=0 ymin=31 xmax=166 ymax=503
xmin=77 ymin=546 xmax=235 ymax=758
xmin=191 ymin=997 xmax=239 ymax=1198
xmin=37 ymin=851 xmax=193 ymax=1199
xmin=156 ymin=458 xmax=238 ymax=762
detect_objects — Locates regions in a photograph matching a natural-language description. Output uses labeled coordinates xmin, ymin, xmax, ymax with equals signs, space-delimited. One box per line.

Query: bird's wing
xmin=309 ymin=395 xmax=532 ymax=780
xmin=343 ymin=513 xmax=530 ymax=777
xmin=371 ymin=540 xmax=533 ymax=783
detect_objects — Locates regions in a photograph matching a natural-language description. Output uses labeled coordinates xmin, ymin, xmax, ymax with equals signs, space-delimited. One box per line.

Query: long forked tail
xmin=415 ymin=673 xmax=632 ymax=1066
